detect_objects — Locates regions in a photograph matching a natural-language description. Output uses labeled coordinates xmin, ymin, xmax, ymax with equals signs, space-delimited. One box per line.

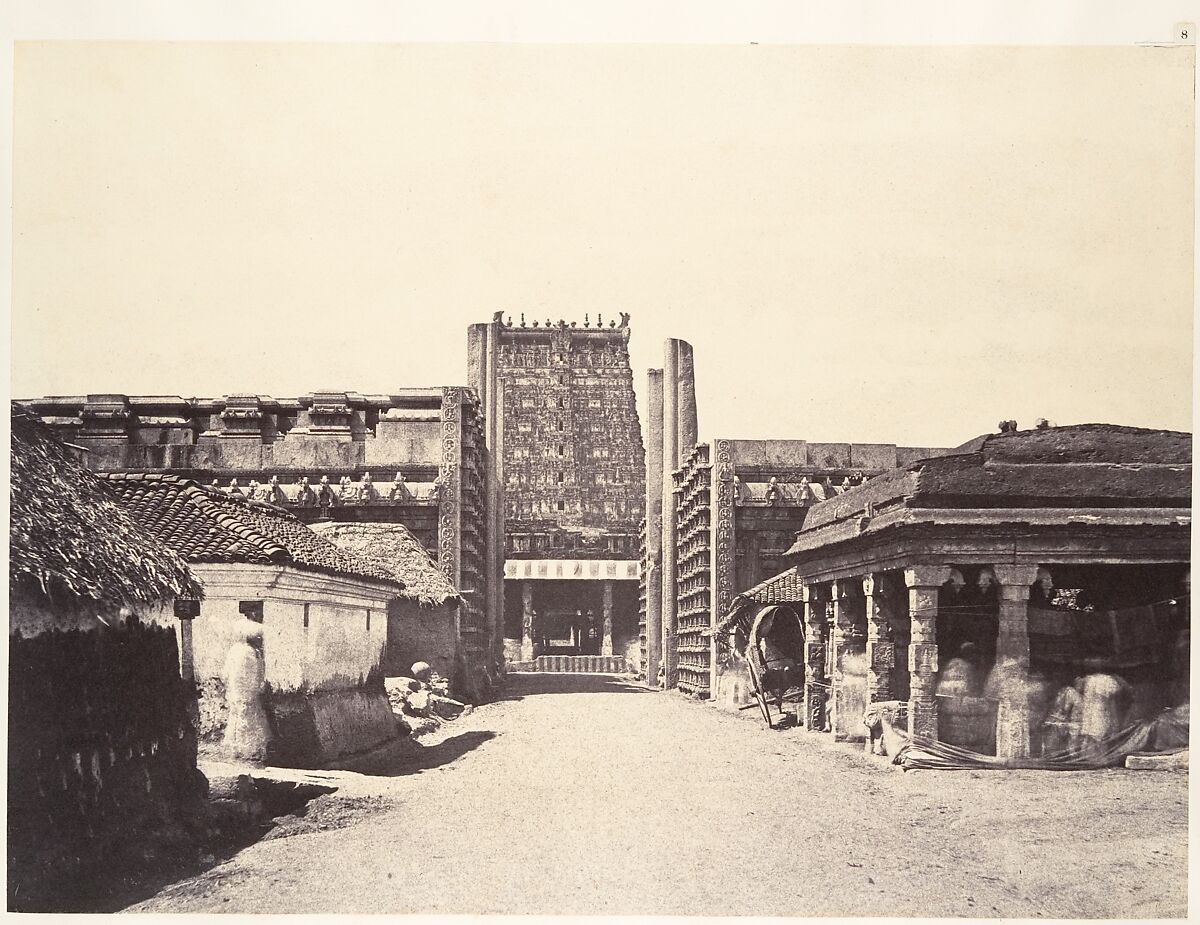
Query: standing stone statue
xmin=222 ymin=618 xmax=272 ymax=762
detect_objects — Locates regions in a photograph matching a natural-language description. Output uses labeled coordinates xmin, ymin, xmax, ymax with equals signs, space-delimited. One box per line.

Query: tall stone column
xmin=659 ymin=338 xmax=696 ymax=690
xmin=904 ymin=566 xmax=950 ymax=739
xmin=644 ymin=368 xmax=664 ymax=688
xmin=992 ymin=564 xmax=1039 ymax=759
xmin=675 ymin=340 xmax=698 ymax=458
xmin=802 ymin=583 xmax=828 ymax=732
xmin=863 ymin=573 xmax=895 ymax=705
xmin=601 ymin=580 xmax=614 ymax=656
xmin=521 ymin=581 xmax=535 ymax=661
xmin=661 ymin=343 xmax=680 ymax=689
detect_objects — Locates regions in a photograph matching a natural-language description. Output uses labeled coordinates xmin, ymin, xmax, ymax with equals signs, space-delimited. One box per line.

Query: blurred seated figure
xmin=1042 ymin=679 xmax=1083 ymax=756
xmin=937 ymin=642 xmax=982 ymax=697
xmin=1078 ymin=672 xmax=1133 ymax=761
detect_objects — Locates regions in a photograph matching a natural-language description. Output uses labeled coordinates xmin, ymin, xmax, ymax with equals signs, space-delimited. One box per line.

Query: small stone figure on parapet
xmin=246 ymin=479 xmax=263 ymax=501
xmin=388 ymin=471 xmax=411 ymax=501
xmin=265 ymin=475 xmax=286 ymax=506
xmin=619 ymin=312 xmax=630 ymax=327
xmin=797 ymin=476 xmax=811 ymax=501
xmin=765 ymin=476 xmax=781 ymax=506
xmin=295 ymin=476 xmax=316 ymax=507
xmin=338 ymin=475 xmax=356 ymax=502
xmin=228 ymin=478 xmax=244 ymax=497
xmin=317 ymin=476 xmax=335 ymax=515
xmin=360 ymin=471 xmax=375 ymax=502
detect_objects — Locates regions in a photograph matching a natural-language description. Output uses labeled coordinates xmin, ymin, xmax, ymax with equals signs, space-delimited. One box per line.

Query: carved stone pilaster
xmin=904 ymin=566 xmax=951 ymax=740
xmin=863 ymin=573 xmax=895 ymax=711
xmin=710 ymin=440 xmax=737 ymax=693
xmin=802 ymin=583 xmax=828 ymax=732
xmin=438 ymin=388 xmax=462 ymax=588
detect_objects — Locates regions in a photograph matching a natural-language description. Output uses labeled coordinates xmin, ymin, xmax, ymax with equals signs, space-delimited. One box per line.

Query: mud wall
xmin=386 ymin=599 xmax=459 ymax=683
xmin=265 ymin=686 xmax=397 ymax=768
xmin=7 ymin=608 xmax=202 ymax=911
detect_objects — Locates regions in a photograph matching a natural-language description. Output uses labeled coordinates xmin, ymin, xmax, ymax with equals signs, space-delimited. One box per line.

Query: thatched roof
xmin=308 ymin=521 xmax=459 ymax=607
xmin=9 ymin=403 xmax=202 ymax=614
xmin=99 ymin=473 xmax=403 ymax=590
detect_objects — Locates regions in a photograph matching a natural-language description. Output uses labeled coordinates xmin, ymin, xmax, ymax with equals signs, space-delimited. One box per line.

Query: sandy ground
xmin=127 ymin=674 xmax=1188 ymax=917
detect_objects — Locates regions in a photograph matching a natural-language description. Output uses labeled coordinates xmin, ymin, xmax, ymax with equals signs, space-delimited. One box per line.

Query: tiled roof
xmin=99 ymin=473 xmax=402 ymax=589
xmin=737 ymin=567 xmax=805 ymax=606
xmin=711 ymin=567 xmax=805 ymax=635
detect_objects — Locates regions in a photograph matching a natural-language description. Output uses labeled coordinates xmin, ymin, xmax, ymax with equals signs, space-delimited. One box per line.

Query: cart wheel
xmin=746 ymin=659 xmax=773 ymax=728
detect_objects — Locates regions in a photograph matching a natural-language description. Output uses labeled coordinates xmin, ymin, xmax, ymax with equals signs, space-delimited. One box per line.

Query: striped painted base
xmin=507 ymin=655 xmax=628 ymax=674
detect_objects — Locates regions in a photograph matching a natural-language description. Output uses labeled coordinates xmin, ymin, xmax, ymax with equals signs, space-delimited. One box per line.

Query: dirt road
xmin=128 ymin=674 xmax=1188 ymax=917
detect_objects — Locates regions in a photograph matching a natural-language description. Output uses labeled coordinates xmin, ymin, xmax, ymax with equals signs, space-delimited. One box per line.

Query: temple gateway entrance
xmin=503 ymin=559 xmax=641 ymax=672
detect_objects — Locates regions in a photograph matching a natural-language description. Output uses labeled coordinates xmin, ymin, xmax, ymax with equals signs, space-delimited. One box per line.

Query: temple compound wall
xmin=21 ymin=388 xmax=502 ymax=700
xmin=662 ymin=437 xmax=951 ymax=698
xmin=469 ymin=313 xmax=645 ymax=671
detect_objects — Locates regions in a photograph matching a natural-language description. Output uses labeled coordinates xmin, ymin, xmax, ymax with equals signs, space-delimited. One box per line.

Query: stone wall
xmin=386 ymin=598 xmax=460 ymax=685
xmin=7 ymin=602 xmax=203 ymax=911
xmin=20 ymin=389 xmax=501 ymax=700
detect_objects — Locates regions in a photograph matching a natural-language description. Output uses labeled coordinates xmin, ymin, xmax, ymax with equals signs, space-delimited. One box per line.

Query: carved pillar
xmin=992 ymin=564 xmax=1039 ymax=759
xmin=829 ymin=580 xmax=865 ymax=741
xmin=904 ymin=566 xmax=950 ymax=739
xmin=863 ymin=573 xmax=895 ymax=703
xmin=802 ymin=583 xmax=828 ymax=732
xmin=601 ymin=581 xmax=614 ymax=656
xmin=521 ymin=581 xmax=535 ymax=661
xmin=643 ymin=368 xmax=664 ymax=688
xmin=710 ymin=441 xmax=737 ymax=696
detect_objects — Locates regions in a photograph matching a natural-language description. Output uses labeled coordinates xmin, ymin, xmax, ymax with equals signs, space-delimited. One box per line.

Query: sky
xmin=10 ymin=38 xmax=1195 ymax=449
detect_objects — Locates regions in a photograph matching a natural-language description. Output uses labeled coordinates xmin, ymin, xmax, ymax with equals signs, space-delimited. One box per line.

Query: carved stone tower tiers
xmin=469 ymin=313 xmax=646 ymax=671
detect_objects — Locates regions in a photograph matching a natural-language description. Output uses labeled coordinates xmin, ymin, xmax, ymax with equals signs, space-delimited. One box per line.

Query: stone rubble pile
xmin=385 ymin=661 xmax=473 ymax=737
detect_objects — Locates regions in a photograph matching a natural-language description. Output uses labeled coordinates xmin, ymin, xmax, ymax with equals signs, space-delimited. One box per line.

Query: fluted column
xmin=863 ymin=573 xmax=895 ymax=704
xmin=521 ymin=581 xmax=535 ymax=661
xmin=802 ymin=583 xmax=828 ymax=732
xmin=601 ymin=580 xmax=614 ymax=657
xmin=904 ymin=566 xmax=951 ymax=739
xmin=992 ymin=564 xmax=1039 ymax=759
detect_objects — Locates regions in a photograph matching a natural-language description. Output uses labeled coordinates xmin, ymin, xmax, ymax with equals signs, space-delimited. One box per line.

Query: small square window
xmin=238 ymin=601 xmax=264 ymax=623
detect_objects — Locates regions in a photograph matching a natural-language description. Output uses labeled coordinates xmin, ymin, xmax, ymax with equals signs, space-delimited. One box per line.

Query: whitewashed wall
xmin=171 ymin=563 xmax=395 ymax=693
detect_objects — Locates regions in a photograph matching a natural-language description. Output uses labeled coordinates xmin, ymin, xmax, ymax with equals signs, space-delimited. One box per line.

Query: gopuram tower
xmin=469 ymin=312 xmax=646 ymax=671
